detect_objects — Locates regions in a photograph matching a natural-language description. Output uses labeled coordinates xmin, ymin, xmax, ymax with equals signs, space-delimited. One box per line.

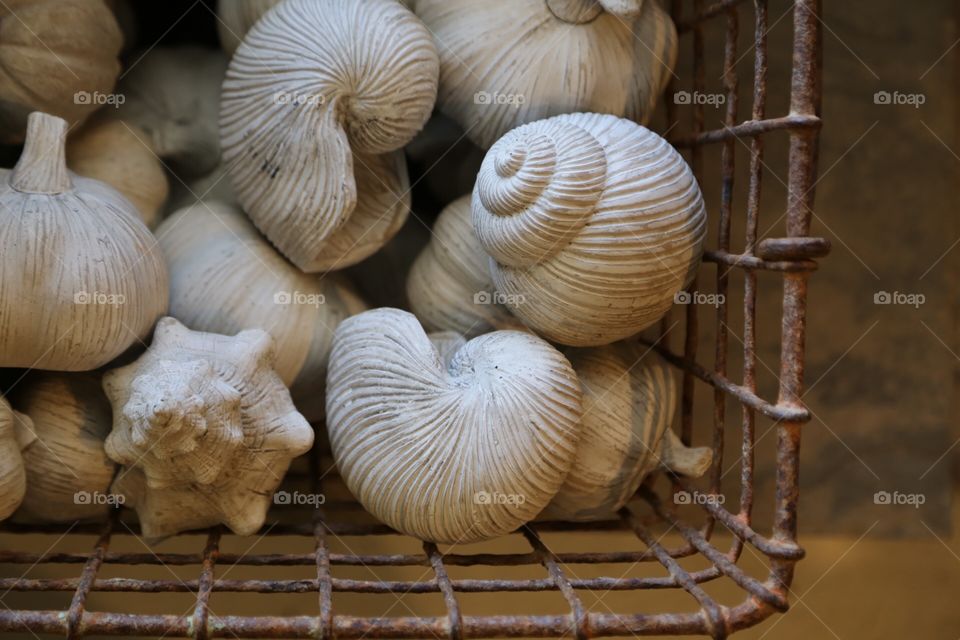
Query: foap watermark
xmin=273 ymin=490 xmax=326 ymax=507
xmin=474 ymin=290 xmax=525 ymax=306
xmin=474 ymin=91 xmax=526 ymax=108
xmin=74 ymin=491 xmax=125 ymax=506
xmin=873 ymin=290 xmax=924 ymax=308
xmin=474 ymin=491 xmax=526 ymax=507
xmin=273 ymin=90 xmax=325 ymax=107
xmin=74 ymin=90 xmax=125 ymax=108
xmin=674 ymin=90 xmax=726 ymax=107
xmin=873 ymin=490 xmax=925 ymax=508
xmin=674 ymin=291 xmax=725 ymax=307
xmin=674 ymin=490 xmax=725 ymax=506
xmin=274 ymin=290 xmax=326 ymax=308
xmin=74 ymin=291 xmax=126 ymax=307
xmin=873 ymin=90 xmax=925 ymax=108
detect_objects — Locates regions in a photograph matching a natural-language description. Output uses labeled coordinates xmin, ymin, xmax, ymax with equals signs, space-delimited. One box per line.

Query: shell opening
xmin=11 ymin=113 xmax=73 ymax=195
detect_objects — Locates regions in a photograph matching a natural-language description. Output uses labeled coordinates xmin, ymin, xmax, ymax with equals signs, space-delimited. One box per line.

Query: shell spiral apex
xmin=473 ymin=112 xmax=707 ymax=347
xmin=220 ymin=0 xmax=438 ymax=272
xmin=326 ymin=308 xmax=583 ymax=543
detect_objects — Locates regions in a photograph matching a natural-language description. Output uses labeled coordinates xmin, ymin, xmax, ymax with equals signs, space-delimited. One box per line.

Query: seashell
xmin=0 ymin=112 xmax=170 ymax=371
xmin=112 ymin=46 xmax=228 ymax=177
xmin=12 ymin=373 xmax=117 ymax=523
xmin=104 ymin=317 xmax=314 ymax=540
xmin=415 ymin=0 xmax=676 ymax=149
xmin=473 ymin=112 xmax=707 ymax=347
xmin=67 ymin=119 xmax=170 ymax=228
xmin=408 ymin=195 xmax=521 ymax=338
xmin=219 ymin=0 xmax=438 ymax=272
xmin=0 ymin=0 xmax=122 ymax=143
xmin=542 ymin=344 xmax=712 ymax=521
xmin=0 ymin=396 xmax=35 ymax=521
xmin=156 ymin=202 xmax=368 ymax=421
xmin=326 ymin=308 xmax=583 ymax=543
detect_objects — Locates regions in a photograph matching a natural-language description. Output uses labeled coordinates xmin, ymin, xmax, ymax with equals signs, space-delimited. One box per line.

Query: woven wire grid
xmin=0 ymin=0 xmax=825 ymax=637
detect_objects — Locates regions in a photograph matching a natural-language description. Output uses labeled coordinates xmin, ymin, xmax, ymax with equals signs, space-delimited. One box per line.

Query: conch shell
xmin=0 ymin=397 xmax=34 ymax=521
xmin=326 ymin=308 xmax=583 ymax=543
xmin=104 ymin=318 xmax=314 ymax=540
xmin=220 ymin=0 xmax=438 ymax=272
xmin=473 ymin=112 xmax=707 ymax=346
xmin=415 ymin=0 xmax=676 ymax=148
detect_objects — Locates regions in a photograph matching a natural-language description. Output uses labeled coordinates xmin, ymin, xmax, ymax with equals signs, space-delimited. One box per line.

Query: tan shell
xmin=542 ymin=344 xmax=711 ymax=521
xmin=220 ymin=0 xmax=438 ymax=272
xmin=104 ymin=317 xmax=314 ymax=540
xmin=473 ymin=112 xmax=706 ymax=346
xmin=408 ymin=195 xmax=521 ymax=337
xmin=0 ymin=112 xmax=169 ymax=370
xmin=67 ymin=119 xmax=169 ymax=228
xmin=0 ymin=397 xmax=35 ymax=521
xmin=415 ymin=0 xmax=675 ymax=148
xmin=0 ymin=0 xmax=122 ymax=143
xmin=113 ymin=46 xmax=228 ymax=176
xmin=12 ymin=373 xmax=117 ymax=523
xmin=326 ymin=308 xmax=583 ymax=543
xmin=156 ymin=202 xmax=368 ymax=421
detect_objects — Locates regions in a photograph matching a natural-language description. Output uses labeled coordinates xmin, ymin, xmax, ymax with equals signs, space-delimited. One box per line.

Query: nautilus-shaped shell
xmin=104 ymin=318 xmax=314 ymax=540
xmin=473 ymin=112 xmax=707 ymax=346
xmin=408 ymin=195 xmax=522 ymax=338
xmin=0 ymin=396 xmax=34 ymax=521
xmin=542 ymin=344 xmax=712 ymax=521
xmin=415 ymin=0 xmax=676 ymax=149
xmin=326 ymin=308 xmax=583 ymax=543
xmin=220 ymin=0 xmax=438 ymax=272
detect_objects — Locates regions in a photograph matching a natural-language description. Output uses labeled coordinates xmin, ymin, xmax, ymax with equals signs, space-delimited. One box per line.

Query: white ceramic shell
xmin=326 ymin=308 xmax=583 ymax=543
xmin=415 ymin=0 xmax=676 ymax=149
xmin=13 ymin=373 xmax=117 ymax=523
xmin=0 ymin=112 xmax=170 ymax=371
xmin=0 ymin=397 xmax=34 ymax=521
xmin=103 ymin=317 xmax=314 ymax=540
xmin=408 ymin=195 xmax=522 ymax=338
xmin=220 ymin=0 xmax=438 ymax=272
xmin=472 ymin=112 xmax=707 ymax=347
xmin=156 ymin=202 xmax=368 ymax=421
xmin=542 ymin=344 xmax=711 ymax=521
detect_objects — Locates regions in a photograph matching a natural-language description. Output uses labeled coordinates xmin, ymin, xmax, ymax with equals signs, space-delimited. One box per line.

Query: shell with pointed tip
xmin=0 ymin=112 xmax=170 ymax=371
xmin=103 ymin=317 xmax=314 ymax=540
xmin=157 ymin=202 xmax=368 ymax=421
xmin=472 ymin=112 xmax=706 ymax=347
xmin=408 ymin=195 xmax=521 ymax=338
xmin=542 ymin=344 xmax=711 ymax=521
xmin=220 ymin=0 xmax=437 ymax=272
xmin=67 ymin=119 xmax=169 ymax=228
xmin=0 ymin=0 xmax=122 ymax=143
xmin=326 ymin=308 xmax=583 ymax=543
xmin=0 ymin=397 xmax=35 ymax=521
xmin=12 ymin=373 xmax=117 ymax=523
xmin=415 ymin=0 xmax=675 ymax=149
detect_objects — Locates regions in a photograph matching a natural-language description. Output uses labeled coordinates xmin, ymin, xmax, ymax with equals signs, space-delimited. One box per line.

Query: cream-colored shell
xmin=415 ymin=0 xmax=676 ymax=149
xmin=0 ymin=112 xmax=169 ymax=370
xmin=13 ymin=373 xmax=117 ymax=523
xmin=104 ymin=317 xmax=314 ymax=540
xmin=67 ymin=119 xmax=169 ymax=228
xmin=113 ymin=46 xmax=228 ymax=176
xmin=326 ymin=308 xmax=583 ymax=543
xmin=408 ymin=195 xmax=521 ymax=337
xmin=0 ymin=397 xmax=34 ymax=521
xmin=473 ymin=112 xmax=706 ymax=346
xmin=220 ymin=0 xmax=438 ymax=272
xmin=0 ymin=0 xmax=122 ymax=143
xmin=156 ymin=202 xmax=368 ymax=421
xmin=542 ymin=344 xmax=711 ymax=521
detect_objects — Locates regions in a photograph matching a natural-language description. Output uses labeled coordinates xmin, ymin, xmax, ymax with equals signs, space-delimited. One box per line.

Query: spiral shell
xmin=326 ymin=308 xmax=583 ymax=543
xmin=104 ymin=318 xmax=313 ymax=540
xmin=473 ymin=112 xmax=707 ymax=346
xmin=415 ymin=0 xmax=675 ymax=149
xmin=0 ymin=396 xmax=34 ymax=521
xmin=220 ymin=0 xmax=438 ymax=272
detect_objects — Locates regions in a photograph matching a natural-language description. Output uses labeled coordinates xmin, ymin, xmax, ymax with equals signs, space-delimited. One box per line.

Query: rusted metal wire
xmin=0 ymin=0 xmax=825 ymax=637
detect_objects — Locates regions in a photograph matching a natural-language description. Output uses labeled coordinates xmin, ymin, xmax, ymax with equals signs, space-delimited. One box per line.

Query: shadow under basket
xmin=0 ymin=0 xmax=826 ymax=638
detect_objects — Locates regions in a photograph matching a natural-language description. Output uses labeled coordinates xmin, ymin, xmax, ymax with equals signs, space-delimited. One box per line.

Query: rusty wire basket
xmin=0 ymin=0 xmax=826 ymax=637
